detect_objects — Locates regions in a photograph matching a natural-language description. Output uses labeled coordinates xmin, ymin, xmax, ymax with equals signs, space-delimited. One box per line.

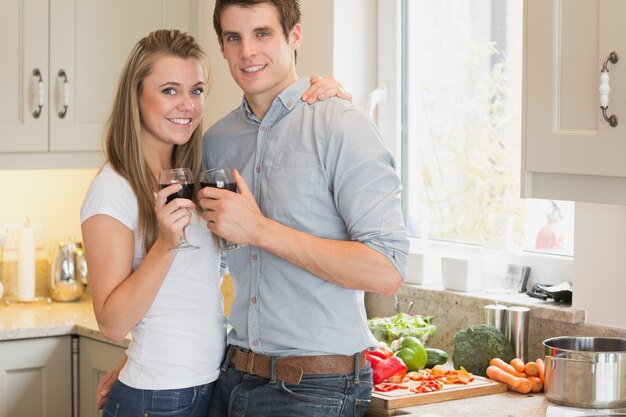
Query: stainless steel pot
xmin=543 ymin=336 xmax=626 ymax=409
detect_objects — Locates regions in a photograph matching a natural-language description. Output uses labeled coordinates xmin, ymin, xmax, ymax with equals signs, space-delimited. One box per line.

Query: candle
xmin=17 ymin=226 xmax=36 ymax=301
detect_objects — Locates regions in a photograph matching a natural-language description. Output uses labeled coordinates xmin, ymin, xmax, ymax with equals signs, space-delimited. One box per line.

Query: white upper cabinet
xmin=0 ymin=0 xmax=203 ymax=168
xmin=523 ymin=0 xmax=626 ymax=204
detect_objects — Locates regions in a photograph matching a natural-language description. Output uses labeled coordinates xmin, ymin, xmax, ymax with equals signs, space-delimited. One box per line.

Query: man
xmin=198 ymin=1 xmax=409 ymax=416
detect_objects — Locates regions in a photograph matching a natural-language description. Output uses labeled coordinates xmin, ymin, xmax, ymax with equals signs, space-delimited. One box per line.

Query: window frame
xmin=374 ymin=0 xmax=572 ymax=287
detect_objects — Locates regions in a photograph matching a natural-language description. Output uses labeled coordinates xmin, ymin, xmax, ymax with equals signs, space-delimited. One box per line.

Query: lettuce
xmin=367 ymin=312 xmax=437 ymax=345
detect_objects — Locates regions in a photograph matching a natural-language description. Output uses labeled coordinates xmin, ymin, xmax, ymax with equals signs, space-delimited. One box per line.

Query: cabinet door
xmin=49 ymin=0 xmax=200 ymax=152
xmin=79 ymin=338 xmax=126 ymax=417
xmin=0 ymin=0 xmax=49 ymax=152
xmin=524 ymin=0 xmax=626 ymax=203
xmin=0 ymin=337 xmax=72 ymax=417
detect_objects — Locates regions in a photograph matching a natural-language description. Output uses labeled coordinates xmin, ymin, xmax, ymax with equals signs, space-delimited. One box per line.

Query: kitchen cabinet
xmin=523 ymin=0 xmax=626 ymax=204
xmin=0 ymin=336 xmax=72 ymax=417
xmin=78 ymin=337 xmax=126 ymax=417
xmin=0 ymin=0 xmax=203 ymax=168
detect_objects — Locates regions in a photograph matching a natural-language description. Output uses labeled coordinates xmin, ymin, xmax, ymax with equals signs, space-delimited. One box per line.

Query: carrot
xmin=489 ymin=358 xmax=527 ymax=378
xmin=486 ymin=365 xmax=532 ymax=394
xmin=524 ymin=361 xmax=540 ymax=377
xmin=510 ymin=358 xmax=525 ymax=373
xmin=535 ymin=358 xmax=545 ymax=383
xmin=527 ymin=376 xmax=543 ymax=392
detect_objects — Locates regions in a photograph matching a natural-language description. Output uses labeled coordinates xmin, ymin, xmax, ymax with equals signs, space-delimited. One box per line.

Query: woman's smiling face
xmin=138 ymin=55 xmax=206 ymax=149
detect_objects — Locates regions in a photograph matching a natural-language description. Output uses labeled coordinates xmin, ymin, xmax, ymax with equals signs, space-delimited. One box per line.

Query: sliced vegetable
xmin=377 ymin=345 xmax=394 ymax=358
xmin=367 ymin=349 xmax=389 ymax=361
xmin=374 ymin=382 xmax=408 ymax=392
xmin=410 ymin=379 xmax=443 ymax=393
xmin=365 ymin=351 xmax=384 ymax=369
xmin=373 ymin=356 xmax=408 ymax=384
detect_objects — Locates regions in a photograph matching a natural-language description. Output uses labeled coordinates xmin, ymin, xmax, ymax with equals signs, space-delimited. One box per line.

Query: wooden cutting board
xmin=365 ymin=376 xmax=507 ymax=416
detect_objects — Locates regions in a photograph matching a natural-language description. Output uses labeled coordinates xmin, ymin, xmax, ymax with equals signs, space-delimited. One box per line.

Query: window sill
xmin=407 ymin=237 xmax=573 ymax=288
xmin=397 ymin=283 xmax=585 ymax=324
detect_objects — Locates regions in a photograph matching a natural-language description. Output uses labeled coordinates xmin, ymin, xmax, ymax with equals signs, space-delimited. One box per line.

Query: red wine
xmin=160 ymin=183 xmax=195 ymax=204
xmin=201 ymin=182 xmax=237 ymax=192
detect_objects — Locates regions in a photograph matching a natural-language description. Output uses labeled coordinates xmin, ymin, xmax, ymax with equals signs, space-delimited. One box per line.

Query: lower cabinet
xmin=78 ymin=337 xmax=127 ymax=417
xmin=0 ymin=336 xmax=72 ymax=417
xmin=0 ymin=335 xmax=126 ymax=417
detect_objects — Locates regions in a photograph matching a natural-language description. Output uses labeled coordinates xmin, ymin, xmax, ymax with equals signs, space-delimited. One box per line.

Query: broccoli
xmin=452 ymin=324 xmax=515 ymax=377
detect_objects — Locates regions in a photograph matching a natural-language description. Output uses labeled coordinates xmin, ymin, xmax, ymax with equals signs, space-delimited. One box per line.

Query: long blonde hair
xmin=103 ymin=29 xmax=210 ymax=253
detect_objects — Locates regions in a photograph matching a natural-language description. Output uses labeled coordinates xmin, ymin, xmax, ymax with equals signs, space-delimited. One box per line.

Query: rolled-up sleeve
xmin=326 ymin=109 xmax=409 ymax=279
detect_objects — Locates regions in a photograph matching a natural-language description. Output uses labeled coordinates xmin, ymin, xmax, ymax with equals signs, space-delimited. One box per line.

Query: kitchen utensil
xmin=527 ymin=281 xmax=572 ymax=303
xmin=543 ymin=336 xmax=626 ymax=409
xmin=49 ymin=240 xmax=87 ymax=302
xmin=484 ymin=303 xmax=508 ymax=333
xmin=506 ymin=306 xmax=529 ymax=362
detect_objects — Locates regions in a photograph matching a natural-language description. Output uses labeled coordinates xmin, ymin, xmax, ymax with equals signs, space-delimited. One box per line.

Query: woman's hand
xmin=155 ymin=184 xmax=195 ymax=249
xmin=302 ymin=74 xmax=352 ymax=104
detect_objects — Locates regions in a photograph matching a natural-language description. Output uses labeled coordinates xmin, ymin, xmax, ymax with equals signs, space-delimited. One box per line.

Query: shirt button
xmin=250 ymin=296 xmax=257 ymax=304
xmin=251 ymin=254 xmax=258 ymax=261
xmin=251 ymin=339 xmax=258 ymax=346
xmin=260 ymin=125 xmax=267 ymax=131
xmin=255 ymin=166 xmax=261 ymax=174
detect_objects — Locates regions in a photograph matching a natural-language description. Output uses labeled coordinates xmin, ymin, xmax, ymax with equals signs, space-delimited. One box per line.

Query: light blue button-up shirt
xmin=203 ymin=77 xmax=409 ymax=356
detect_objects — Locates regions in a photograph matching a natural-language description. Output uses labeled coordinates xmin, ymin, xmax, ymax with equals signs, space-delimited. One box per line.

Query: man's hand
xmin=302 ymin=74 xmax=352 ymax=104
xmin=199 ymin=169 xmax=266 ymax=247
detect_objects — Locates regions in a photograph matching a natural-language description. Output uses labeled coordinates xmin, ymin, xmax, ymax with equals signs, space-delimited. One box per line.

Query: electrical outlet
xmin=2 ymin=224 xmax=44 ymax=250
xmin=3 ymin=224 xmax=21 ymax=251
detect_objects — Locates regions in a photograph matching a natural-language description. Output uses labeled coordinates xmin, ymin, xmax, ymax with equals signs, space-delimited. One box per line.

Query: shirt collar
xmin=240 ymin=77 xmax=311 ymax=122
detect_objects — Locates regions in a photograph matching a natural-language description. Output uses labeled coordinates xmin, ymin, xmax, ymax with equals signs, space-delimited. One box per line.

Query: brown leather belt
xmin=229 ymin=346 xmax=367 ymax=385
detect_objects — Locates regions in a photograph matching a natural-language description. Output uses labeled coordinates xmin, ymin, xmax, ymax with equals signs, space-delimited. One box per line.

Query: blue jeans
xmin=102 ymin=380 xmax=215 ymax=417
xmin=208 ymin=356 xmax=373 ymax=417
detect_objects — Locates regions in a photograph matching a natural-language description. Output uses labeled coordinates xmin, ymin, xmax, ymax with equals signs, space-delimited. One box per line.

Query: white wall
xmin=202 ymin=0 xmax=377 ymax=128
xmin=574 ymin=203 xmax=626 ymax=328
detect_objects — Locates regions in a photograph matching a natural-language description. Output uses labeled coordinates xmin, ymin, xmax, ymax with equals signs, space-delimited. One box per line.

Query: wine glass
xmin=158 ymin=168 xmax=199 ymax=251
xmin=200 ymin=167 xmax=247 ymax=251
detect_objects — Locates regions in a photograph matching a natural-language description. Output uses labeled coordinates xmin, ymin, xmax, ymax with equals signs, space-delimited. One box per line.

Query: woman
xmin=81 ymin=29 xmax=349 ymax=417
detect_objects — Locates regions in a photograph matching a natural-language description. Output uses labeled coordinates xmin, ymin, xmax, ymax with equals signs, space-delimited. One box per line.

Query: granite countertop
xmin=392 ymin=391 xmax=549 ymax=417
xmin=0 ymin=293 xmax=128 ymax=348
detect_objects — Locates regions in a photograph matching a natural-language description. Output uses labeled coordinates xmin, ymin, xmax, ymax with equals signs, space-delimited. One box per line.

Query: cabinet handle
xmin=32 ymin=69 xmax=45 ymax=118
xmin=57 ymin=69 xmax=70 ymax=119
xmin=599 ymin=51 xmax=618 ymax=127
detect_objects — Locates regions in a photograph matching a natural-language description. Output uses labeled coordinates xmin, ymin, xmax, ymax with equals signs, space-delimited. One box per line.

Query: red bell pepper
xmin=372 ymin=356 xmax=408 ymax=384
xmin=374 ymin=382 xmax=408 ymax=392
xmin=365 ymin=351 xmax=384 ymax=369
xmin=367 ymin=349 xmax=388 ymax=361
xmin=377 ymin=345 xmax=394 ymax=358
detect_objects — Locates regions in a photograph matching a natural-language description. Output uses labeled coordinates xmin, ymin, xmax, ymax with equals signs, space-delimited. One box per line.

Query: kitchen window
xmin=375 ymin=0 xmax=573 ymax=282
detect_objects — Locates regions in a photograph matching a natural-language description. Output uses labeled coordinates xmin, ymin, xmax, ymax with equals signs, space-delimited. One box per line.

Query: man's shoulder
xmin=299 ymin=96 xmax=369 ymax=126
